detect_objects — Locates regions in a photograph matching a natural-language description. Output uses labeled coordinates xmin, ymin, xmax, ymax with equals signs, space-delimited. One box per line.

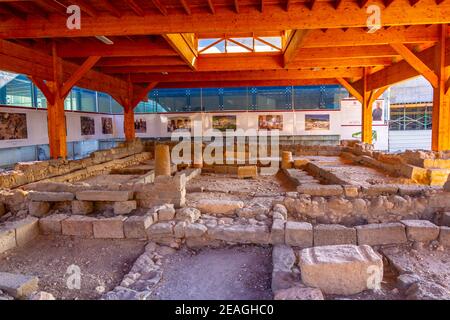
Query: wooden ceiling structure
xmin=0 ymin=0 xmax=449 ymax=158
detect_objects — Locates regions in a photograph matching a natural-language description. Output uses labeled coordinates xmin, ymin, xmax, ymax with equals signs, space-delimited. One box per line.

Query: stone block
xmin=62 ymin=216 xmax=96 ymax=237
xmin=28 ymin=191 xmax=74 ymax=202
xmin=146 ymin=222 xmax=174 ymax=238
xmin=285 ymin=221 xmax=313 ymax=247
xmin=28 ymin=201 xmax=51 ymax=217
xmin=185 ymin=223 xmax=207 ymax=238
xmin=314 ymin=224 xmax=357 ymax=246
xmin=7 ymin=217 xmax=39 ymax=247
xmin=270 ymin=219 xmax=285 ymax=245
xmin=113 ymin=201 xmax=137 ymax=215
xmin=93 ymin=217 xmax=126 ymax=239
xmin=297 ymin=184 xmax=343 ymax=197
xmin=343 ymin=185 xmax=360 ymax=198
xmin=237 ymin=166 xmax=258 ymax=179
xmin=0 ymin=272 xmax=39 ymax=299
xmin=0 ymin=228 xmax=16 ymax=254
xmin=208 ymin=224 xmax=270 ymax=244
xmin=39 ymin=214 xmax=68 ymax=235
xmin=124 ymin=215 xmax=153 ymax=239
xmin=429 ymin=192 xmax=450 ymax=208
xmin=441 ymin=212 xmax=450 ymax=227
xmin=401 ymin=220 xmax=440 ymax=242
xmin=72 ymin=201 xmax=94 ymax=215
xmin=299 ymin=244 xmax=383 ymax=295
xmin=356 ymin=223 xmax=407 ymax=246
xmin=176 ymin=207 xmax=201 ymax=223
xmin=362 ymin=185 xmax=399 ymax=196
xmin=293 ymin=159 xmax=309 ymax=168
xmin=76 ymin=190 xmax=133 ymax=202
xmin=157 ymin=204 xmax=176 ymax=221
xmin=439 ymin=227 xmax=450 ymax=247
xmin=196 ymin=199 xmax=244 ymax=215
xmin=0 ymin=202 xmax=5 ymax=216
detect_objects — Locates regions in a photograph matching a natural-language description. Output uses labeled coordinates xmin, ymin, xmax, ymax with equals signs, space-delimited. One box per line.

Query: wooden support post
xmin=361 ymin=69 xmax=373 ymax=145
xmin=29 ymin=43 xmax=100 ymax=159
xmin=123 ymin=102 xmax=136 ymax=141
xmin=112 ymin=82 xmax=158 ymax=142
xmin=432 ymin=24 xmax=450 ymax=151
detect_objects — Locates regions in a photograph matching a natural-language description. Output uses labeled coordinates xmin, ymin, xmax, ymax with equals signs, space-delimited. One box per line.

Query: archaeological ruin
xmin=0 ymin=0 xmax=450 ymax=307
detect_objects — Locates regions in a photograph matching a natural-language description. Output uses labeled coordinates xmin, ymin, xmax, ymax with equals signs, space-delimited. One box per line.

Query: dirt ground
xmin=187 ymin=171 xmax=296 ymax=195
xmin=0 ymin=235 xmax=146 ymax=300
xmin=304 ymin=156 xmax=413 ymax=186
xmin=151 ymin=245 xmax=273 ymax=300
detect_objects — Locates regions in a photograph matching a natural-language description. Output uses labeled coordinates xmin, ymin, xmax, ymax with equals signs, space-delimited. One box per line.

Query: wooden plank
xmin=284 ymin=29 xmax=310 ymax=67
xmin=336 ymin=77 xmax=363 ymax=102
xmin=163 ymin=33 xmax=198 ymax=69
xmin=390 ymin=43 xmax=439 ymax=88
xmin=60 ymin=56 xmax=101 ymax=98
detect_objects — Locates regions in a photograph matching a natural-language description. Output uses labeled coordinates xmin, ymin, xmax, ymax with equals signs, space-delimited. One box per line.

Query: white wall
xmin=1 ymin=100 xmax=391 ymax=150
xmin=389 ymin=130 xmax=432 ymax=152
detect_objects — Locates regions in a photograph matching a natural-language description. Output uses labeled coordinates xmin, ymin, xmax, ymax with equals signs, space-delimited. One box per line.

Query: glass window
xmin=97 ymin=92 xmax=111 ymax=113
xmin=256 ymin=86 xmax=291 ymax=110
xmin=79 ymin=88 xmax=96 ymax=112
xmin=222 ymin=87 xmax=248 ymax=111
xmin=157 ymin=89 xmax=189 ymax=112
xmin=202 ymin=88 xmax=222 ymax=111
xmin=4 ymin=75 xmax=33 ymax=107
xmin=111 ymin=98 xmax=123 ymax=114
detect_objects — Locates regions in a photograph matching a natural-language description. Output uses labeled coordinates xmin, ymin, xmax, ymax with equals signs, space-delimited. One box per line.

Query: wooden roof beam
xmin=284 ymin=30 xmax=310 ymax=67
xmin=163 ymin=34 xmax=198 ymax=70
xmin=180 ymin=0 xmax=191 ymax=15
xmin=2 ymin=1 xmax=450 ymax=37
xmin=336 ymin=77 xmax=363 ymax=102
xmin=156 ymin=79 xmax=339 ymax=88
xmin=60 ymin=56 xmax=102 ymax=97
xmin=75 ymin=0 xmax=98 ymax=17
xmin=390 ymin=42 xmax=439 ymax=88
xmin=100 ymin=0 xmax=122 ymax=18
xmin=234 ymin=0 xmax=240 ymax=13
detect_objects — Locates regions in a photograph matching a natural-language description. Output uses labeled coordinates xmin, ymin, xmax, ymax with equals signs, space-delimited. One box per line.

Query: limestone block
xmin=28 ymin=191 xmax=74 ymax=202
xmin=72 ymin=201 xmax=94 ymax=215
xmin=0 ymin=272 xmax=39 ymax=299
xmin=343 ymin=185 xmax=360 ymax=198
xmin=314 ymin=224 xmax=357 ymax=246
xmin=184 ymin=223 xmax=207 ymax=238
xmin=76 ymin=190 xmax=133 ymax=202
xmin=439 ymin=227 xmax=450 ymax=247
xmin=146 ymin=222 xmax=174 ymax=238
xmin=62 ymin=216 xmax=96 ymax=237
xmin=113 ymin=201 xmax=137 ymax=215
xmin=39 ymin=214 xmax=69 ymax=235
xmin=237 ymin=166 xmax=258 ymax=179
xmin=124 ymin=214 xmax=153 ymax=239
xmin=297 ymin=184 xmax=344 ymax=197
xmin=208 ymin=224 xmax=270 ymax=244
xmin=356 ymin=223 xmax=407 ymax=246
xmin=157 ymin=204 xmax=176 ymax=221
xmin=441 ymin=212 xmax=450 ymax=227
xmin=429 ymin=192 xmax=450 ymax=208
xmin=176 ymin=207 xmax=201 ymax=223
xmin=299 ymin=244 xmax=383 ymax=295
xmin=270 ymin=219 xmax=285 ymax=245
xmin=93 ymin=217 xmax=126 ymax=239
xmin=401 ymin=220 xmax=440 ymax=242
xmin=155 ymin=144 xmax=171 ymax=177
xmin=0 ymin=228 xmax=16 ymax=254
xmin=293 ymin=159 xmax=309 ymax=168
xmin=7 ymin=217 xmax=39 ymax=247
xmin=274 ymin=286 xmax=324 ymax=300
xmin=285 ymin=221 xmax=313 ymax=247
xmin=28 ymin=201 xmax=51 ymax=217
xmin=196 ymin=199 xmax=244 ymax=215
xmin=362 ymin=185 xmax=399 ymax=196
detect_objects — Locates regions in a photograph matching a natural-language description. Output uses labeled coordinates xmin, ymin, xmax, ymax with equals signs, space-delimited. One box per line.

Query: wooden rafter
xmin=206 ymin=0 xmax=215 ymax=14
xmin=60 ymin=56 xmax=102 ymax=98
xmin=234 ymin=0 xmax=240 ymax=13
xmin=99 ymin=0 xmax=122 ymax=17
xmin=286 ymin=0 xmax=292 ymax=11
xmin=163 ymin=34 xmax=198 ymax=69
xmin=336 ymin=77 xmax=363 ymax=102
xmin=333 ymin=0 xmax=343 ymax=9
xmin=306 ymin=0 xmax=316 ymax=10
xmin=124 ymin=0 xmax=145 ymax=16
xmin=180 ymin=0 xmax=192 ymax=15
xmin=284 ymin=29 xmax=310 ymax=67
xmin=131 ymin=82 xmax=159 ymax=108
xmin=75 ymin=0 xmax=98 ymax=17
xmin=29 ymin=76 xmax=54 ymax=105
xmin=358 ymin=0 xmax=370 ymax=8
xmin=151 ymin=0 xmax=168 ymax=15
xmin=383 ymin=0 xmax=396 ymax=7
xmin=390 ymin=43 xmax=439 ymax=88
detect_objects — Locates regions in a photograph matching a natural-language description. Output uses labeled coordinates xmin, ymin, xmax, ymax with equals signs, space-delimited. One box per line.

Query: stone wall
xmin=0 ymin=139 xmax=149 ymax=189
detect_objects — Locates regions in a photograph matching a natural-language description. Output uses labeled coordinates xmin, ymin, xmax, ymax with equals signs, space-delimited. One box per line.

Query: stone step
xmin=28 ymin=191 xmax=74 ymax=202
xmin=76 ymin=190 xmax=133 ymax=202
